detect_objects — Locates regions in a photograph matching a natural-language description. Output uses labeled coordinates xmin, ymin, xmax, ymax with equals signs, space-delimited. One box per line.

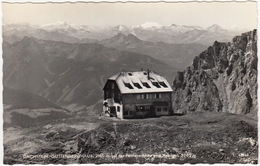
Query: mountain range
xmin=3 ymin=36 xmax=177 ymax=113
xmin=3 ymin=22 xmax=256 ymax=127
xmin=3 ymin=22 xmax=210 ymax=122
xmin=3 ymin=22 xmax=242 ymax=45
xmin=100 ymin=33 xmax=207 ymax=69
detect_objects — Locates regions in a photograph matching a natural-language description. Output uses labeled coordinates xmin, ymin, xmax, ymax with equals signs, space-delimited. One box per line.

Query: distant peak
xmin=22 ymin=36 xmax=33 ymax=40
xmin=127 ymin=33 xmax=136 ymax=38
xmin=104 ymin=33 xmax=141 ymax=44
xmin=109 ymin=33 xmax=127 ymax=41
xmin=140 ymin=22 xmax=162 ymax=29
xmin=57 ymin=21 xmax=68 ymax=24
xmin=116 ymin=25 xmax=128 ymax=31
xmin=21 ymin=36 xmax=38 ymax=44
xmin=51 ymin=21 xmax=71 ymax=26
xmin=207 ymin=24 xmax=225 ymax=32
xmin=127 ymin=33 xmax=141 ymax=41
xmin=209 ymin=24 xmax=222 ymax=28
xmin=41 ymin=21 xmax=75 ymax=29
xmin=116 ymin=32 xmax=127 ymax=37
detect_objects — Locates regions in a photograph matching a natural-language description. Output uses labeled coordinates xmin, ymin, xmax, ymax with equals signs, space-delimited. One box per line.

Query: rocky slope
xmin=172 ymin=30 xmax=257 ymax=117
xmin=4 ymin=112 xmax=257 ymax=164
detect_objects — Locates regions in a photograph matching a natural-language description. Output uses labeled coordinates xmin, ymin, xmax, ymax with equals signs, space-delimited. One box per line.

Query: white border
xmin=0 ymin=1 xmax=258 ymax=166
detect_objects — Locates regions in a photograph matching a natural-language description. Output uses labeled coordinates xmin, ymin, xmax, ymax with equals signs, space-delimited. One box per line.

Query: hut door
xmin=110 ymin=106 xmax=117 ymax=117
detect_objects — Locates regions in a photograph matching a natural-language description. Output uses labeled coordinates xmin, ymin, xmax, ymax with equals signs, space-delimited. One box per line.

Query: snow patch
xmin=139 ymin=22 xmax=162 ymax=29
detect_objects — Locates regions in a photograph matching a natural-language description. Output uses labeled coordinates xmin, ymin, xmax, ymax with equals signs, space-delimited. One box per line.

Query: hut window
xmin=159 ymin=82 xmax=168 ymax=88
xmin=141 ymin=94 xmax=149 ymax=99
xmin=124 ymin=83 xmax=133 ymax=89
xmin=142 ymin=82 xmax=151 ymax=88
xmin=139 ymin=106 xmax=145 ymax=111
xmin=152 ymin=82 xmax=161 ymax=88
xmin=155 ymin=93 xmax=161 ymax=99
xmin=145 ymin=105 xmax=151 ymax=110
xmin=137 ymin=106 xmax=148 ymax=111
xmin=124 ymin=110 xmax=129 ymax=115
xmin=133 ymin=83 xmax=142 ymax=89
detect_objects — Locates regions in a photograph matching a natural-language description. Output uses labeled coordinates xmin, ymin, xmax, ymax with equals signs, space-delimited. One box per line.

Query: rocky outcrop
xmin=172 ymin=30 xmax=257 ymax=117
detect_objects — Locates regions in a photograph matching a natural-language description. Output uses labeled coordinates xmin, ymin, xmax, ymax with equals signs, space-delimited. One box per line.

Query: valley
xmin=3 ymin=88 xmax=71 ymax=128
xmin=3 ymin=36 xmax=177 ymax=112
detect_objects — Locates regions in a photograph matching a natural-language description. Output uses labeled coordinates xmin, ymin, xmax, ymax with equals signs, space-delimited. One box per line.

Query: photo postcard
xmin=2 ymin=0 xmax=258 ymax=164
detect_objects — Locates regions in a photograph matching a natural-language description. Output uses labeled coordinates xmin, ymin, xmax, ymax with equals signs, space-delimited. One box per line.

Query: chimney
xmin=147 ymin=69 xmax=150 ymax=80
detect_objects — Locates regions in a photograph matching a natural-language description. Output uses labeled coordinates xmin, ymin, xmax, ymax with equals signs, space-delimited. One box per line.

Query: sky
xmin=2 ymin=1 xmax=257 ymax=30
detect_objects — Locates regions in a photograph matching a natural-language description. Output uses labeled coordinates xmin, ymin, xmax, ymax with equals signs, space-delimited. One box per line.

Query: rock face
xmin=172 ymin=30 xmax=257 ymax=117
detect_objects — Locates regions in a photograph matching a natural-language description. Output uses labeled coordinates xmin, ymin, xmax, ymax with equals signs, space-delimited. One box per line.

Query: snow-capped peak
xmin=114 ymin=25 xmax=129 ymax=31
xmin=139 ymin=22 xmax=162 ymax=29
xmin=207 ymin=24 xmax=225 ymax=32
xmin=41 ymin=21 xmax=76 ymax=30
